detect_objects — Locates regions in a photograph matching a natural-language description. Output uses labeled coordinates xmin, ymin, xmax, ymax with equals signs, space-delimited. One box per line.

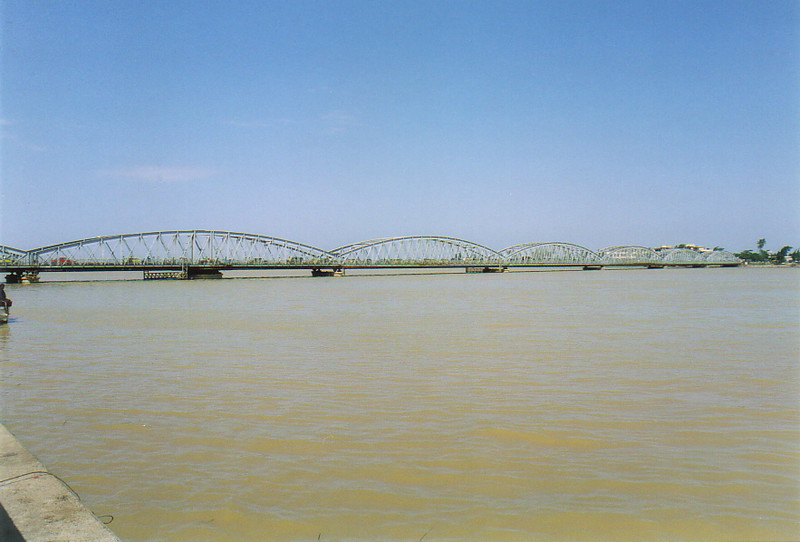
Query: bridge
xmin=1 ymin=230 xmax=741 ymax=282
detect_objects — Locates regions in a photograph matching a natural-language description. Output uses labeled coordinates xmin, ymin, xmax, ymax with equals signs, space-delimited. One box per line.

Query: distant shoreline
xmin=740 ymin=263 xmax=798 ymax=268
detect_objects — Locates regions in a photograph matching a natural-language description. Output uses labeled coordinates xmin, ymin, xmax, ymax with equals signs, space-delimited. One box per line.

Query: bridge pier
xmin=143 ymin=268 xmax=225 ymax=280
xmin=311 ymin=268 xmax=344 ymax=277
xmin=187 ymin=268 xmax=224 ymax=279
xmin=466 ymin=266 xmax=507 ymax=273
xmin=5 ymin=271 xmax=40 ymax=284
xmin=143 ymin=270 xmax=187 ymax=280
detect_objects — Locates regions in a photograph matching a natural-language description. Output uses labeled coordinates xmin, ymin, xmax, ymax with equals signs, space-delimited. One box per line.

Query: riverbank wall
xmin=0 ymin=423 xmax=119 ymax=542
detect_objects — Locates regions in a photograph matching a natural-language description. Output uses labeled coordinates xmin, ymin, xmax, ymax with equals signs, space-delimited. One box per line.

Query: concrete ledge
xmin=0 ymin=423 xmax=120 ymax=542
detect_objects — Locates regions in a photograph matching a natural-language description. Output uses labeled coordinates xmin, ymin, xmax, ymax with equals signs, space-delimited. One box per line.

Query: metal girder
xmin=659 ymin=248 xmax=703 ymax=264
xmin=2 ymin=232 xmax=743 ymax=269
xmin=0 ymin=246 xmax=26 ymax=263
xmin=332 ymin=236 xmax=503 ymax=265
xmin=597 ymin=245 xmax=662 ymax=265
xmin=501 ymin=242 xmax=600 ymax=265
xmin=702 ymin=250 xmax=742 ymax=264
xmin=23 ymin=231 xmax=336 ymax=267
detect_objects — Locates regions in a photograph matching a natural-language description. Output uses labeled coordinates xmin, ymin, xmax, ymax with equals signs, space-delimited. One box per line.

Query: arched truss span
xmin=702 ymin=250 xmax=742 ymax=264
xmin=25 ymin=231 xmax=336 ymax=267
xmin=2 ymin=233 xmax=744 ymax=269
xmin=597 ymin=246 xmax=661 ymax=265
xmin=659 ymin=248 xmax=703 ymax=264
xmin=331 ymin=236 xmax=503 ymax=265
xmin=500 ymin=242 xmax=600 ymax=265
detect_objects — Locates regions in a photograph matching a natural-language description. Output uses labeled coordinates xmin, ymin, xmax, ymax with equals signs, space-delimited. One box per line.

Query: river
xmin=1 ymin=267 xmax=798 ymax=541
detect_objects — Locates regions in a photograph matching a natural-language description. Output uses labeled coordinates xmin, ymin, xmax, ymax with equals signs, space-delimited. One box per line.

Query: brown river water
xmin=1 ymin=267 xmax=798 ymax=541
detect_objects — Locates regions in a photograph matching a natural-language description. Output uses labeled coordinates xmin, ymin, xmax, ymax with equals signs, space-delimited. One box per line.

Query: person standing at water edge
xmin=0 ymin=284 xmax=9 ymax=311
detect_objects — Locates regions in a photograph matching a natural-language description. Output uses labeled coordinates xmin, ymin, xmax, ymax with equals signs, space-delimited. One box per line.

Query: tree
xmin=713 ymin=246 xmax=724 ymax=251
xmin=773 ymin=246 xmax=792 ymax=264
xmin=736 ymin=242 xmax=797 ymax=264
xmin=735 ymin=249 xmax=765 ymax=262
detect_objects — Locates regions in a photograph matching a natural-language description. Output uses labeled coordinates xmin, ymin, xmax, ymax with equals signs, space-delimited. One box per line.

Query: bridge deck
xmin=0 ymin=231 xmax=742 ymax=280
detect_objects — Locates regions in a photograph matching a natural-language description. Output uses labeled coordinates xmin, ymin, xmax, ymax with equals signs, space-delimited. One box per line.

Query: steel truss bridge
xmin=1 ymin=230 xmax=741 ymax=282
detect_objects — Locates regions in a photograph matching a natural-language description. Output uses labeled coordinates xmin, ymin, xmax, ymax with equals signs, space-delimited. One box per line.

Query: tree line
xmin=734 ymin=239 xmax=798 ymax=264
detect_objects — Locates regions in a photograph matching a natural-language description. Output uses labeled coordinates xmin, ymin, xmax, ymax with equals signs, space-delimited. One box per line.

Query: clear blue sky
xmin=2 ymin=0 xmax=798 ymax=252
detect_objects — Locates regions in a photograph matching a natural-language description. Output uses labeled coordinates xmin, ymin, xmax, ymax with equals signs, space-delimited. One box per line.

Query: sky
xmin=1 ymin=0 xmax=798 ymax=253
